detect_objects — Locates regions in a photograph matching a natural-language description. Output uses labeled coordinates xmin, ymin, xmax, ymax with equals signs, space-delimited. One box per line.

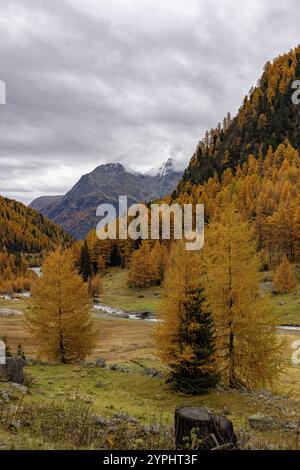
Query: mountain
xmin=177 ymin=45 xmax=300 ymax=191
xmin=30 ymin=158 xmax=182 ymax=239
xmin=0 ymin=195 xmax=73 ymax=253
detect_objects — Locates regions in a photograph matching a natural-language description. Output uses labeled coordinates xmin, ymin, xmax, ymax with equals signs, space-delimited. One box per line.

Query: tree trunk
xmin=175 ymin=407 xmax=237 ymax=450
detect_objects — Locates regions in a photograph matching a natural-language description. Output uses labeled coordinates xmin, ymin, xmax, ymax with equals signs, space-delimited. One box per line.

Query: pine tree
xmin=26 ymin=247 xmax=96 ymax=363
xmin=80 ymin=240 xmax=92 ymax=281
xmin=273 ymin=255 xmax=297 ymax=294
xmin=156 ymin=242 xmax=218 ymax=394
xmin=204 ymin=204 xmax=284 ymax=389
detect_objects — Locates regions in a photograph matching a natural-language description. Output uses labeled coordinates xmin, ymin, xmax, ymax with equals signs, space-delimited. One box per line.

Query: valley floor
xmin=0 ymin=267 xmax=299 ymax=449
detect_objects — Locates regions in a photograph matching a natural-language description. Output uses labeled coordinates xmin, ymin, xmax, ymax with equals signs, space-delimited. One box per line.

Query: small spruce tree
xmin=156 ymin=242 xmax=218 ymax=394
xmin=80 ymin=240 xmax=93 ymax=281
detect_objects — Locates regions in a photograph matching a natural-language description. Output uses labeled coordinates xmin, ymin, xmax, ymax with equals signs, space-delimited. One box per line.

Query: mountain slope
xmin=30 ymin=158 xmax=182 ymax=239
xmin=178 ymin=45 xmax=300 ymax=189
xmin=0 ymin=195 xmax=73 ymax=253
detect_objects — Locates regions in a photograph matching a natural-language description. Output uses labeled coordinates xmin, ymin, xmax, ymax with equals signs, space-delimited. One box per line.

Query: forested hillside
xmin=0 ymin=195 xmax=73 ymax=253
xmin=178 ymin=45 xmax=300 ymax=187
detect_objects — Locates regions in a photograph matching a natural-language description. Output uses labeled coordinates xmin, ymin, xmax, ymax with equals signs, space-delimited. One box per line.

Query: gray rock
xmin=223 ymin=406 xmax=231 ymax=415
xmin=10 ymin=383 xmax=28 ymax=395
xmin=95 ymin=358 xmax=106 ymax=368
xmin=112 ymin=412 xmax=138 ymax=424
xmin=94 ymin=381 xmax=105 ymax=388
xmin=248 ymin=413 xmax=277 ymax=430
xmin=0 ymin=391 xmax=12 ymax=403
xmin=95 ymin=416 xmax=109 ymax=427
xmin=144 ymin=368 xmax=162 ymax=378
xmin=0 ymin=356 xmax=25 ymax=384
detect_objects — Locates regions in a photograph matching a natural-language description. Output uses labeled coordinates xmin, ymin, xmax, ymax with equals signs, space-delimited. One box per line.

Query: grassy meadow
xmin=0 ymin=266 xmax=299 ymax=449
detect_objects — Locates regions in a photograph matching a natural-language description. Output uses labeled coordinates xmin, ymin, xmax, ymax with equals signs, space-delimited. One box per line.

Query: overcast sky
xmin=1 ymin=0 xmax=300 ymax=204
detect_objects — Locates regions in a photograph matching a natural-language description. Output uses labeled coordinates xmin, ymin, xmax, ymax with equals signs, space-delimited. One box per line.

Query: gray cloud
xmin=0 ymin=0 xmax=300 ymax=203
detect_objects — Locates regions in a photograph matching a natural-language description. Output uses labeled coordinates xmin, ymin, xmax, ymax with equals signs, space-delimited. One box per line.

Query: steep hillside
xmin=30 ymin=158 xmax=182 ymax=239
xmin=178 ymin=45 xmax=300 ymax=188
xmin=0 ymin=195 xmax=73 ymax=253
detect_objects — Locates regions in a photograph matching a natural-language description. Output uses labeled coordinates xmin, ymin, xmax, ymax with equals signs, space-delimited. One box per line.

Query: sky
xmin=1 ymin=0 xmax=300 ymax=204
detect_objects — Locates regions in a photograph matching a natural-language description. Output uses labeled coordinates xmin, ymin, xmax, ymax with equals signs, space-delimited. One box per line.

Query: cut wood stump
xmin=175 ymin=407 xmax=237 ymax=450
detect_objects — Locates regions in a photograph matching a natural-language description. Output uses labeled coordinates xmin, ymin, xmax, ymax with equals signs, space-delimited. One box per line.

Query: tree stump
xmin=0 ymin=357 xmax=25 ymax=384
xmin=175 ymin=407 xmax=237 ymax=450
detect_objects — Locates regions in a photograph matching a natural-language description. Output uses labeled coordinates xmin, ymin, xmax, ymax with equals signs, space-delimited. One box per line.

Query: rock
xmin=24 ymin=357 xmax=37 ymax=366
xmin=223 ymin=406 xmax=231 ymax=415
xmin=95 ymin=416 xmax=109 ymax=427
xmin=109 ymin=363 xmax=129 ymax=372
xmin=284 ymin=422 xmax=299 ymax=431
xmin=258 ymin=388 xmax=273 ymax=399
xmin=10 ymin=383 xmax=28 ymax=395
xmin=144 ymin=368 xmax=162 ymax=378
xmin=10 ymin=419 xmax=21 ymax=431
xmin=112 ymin=412 xmax=138 ymax=424
xmin=248 ymin=413 xmax=277 ymax=430
xmin=0 ymin=356 xmax=25 ymax=384
xmin=95 ymin=358 xmax=106 ymax=368
xmin=0 ymin=391 xmax=12 ymax=403
xmin=175 ymin=407 xmax=237 ymax=450
xmin=94 ymin=381 xmax=105 ymax=388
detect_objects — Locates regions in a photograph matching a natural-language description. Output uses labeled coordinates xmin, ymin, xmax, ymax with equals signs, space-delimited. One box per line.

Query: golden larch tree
xmin=25 ymin=246 xmax=96 ymax=363
xmin=204 ymin=204 xmax=284 ymax=389
xmin=273 ymin=255 xmax=297 ymax=294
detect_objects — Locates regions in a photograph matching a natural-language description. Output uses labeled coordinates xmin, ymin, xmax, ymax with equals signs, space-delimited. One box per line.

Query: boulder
xmin=175 ymin=407 xmax=237 ymax=450
xmin=95 ymin=358 xmax=106 ymax=368
xmin=248 ymin=413 xmax=277 ymax=430
xmin=0 ymin=357 xmax=25 ymax=384
xmin=10 ymin=383 xmax=28 ymax=395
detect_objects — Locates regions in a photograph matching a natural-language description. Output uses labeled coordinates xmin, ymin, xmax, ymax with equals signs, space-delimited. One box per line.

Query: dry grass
xmin=0 ymin=313 xmax=154 ymax=362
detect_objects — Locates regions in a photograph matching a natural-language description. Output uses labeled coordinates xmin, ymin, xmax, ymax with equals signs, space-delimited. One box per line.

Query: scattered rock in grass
xmin=248 ymin=413 xmax=299 ymax=431
xmin=10 ymin=419 xmax=21 ymax=431
xmin=94 ymin=381 xmax=105 ymax=388
xmin=95 ymin=358 xmax=106 ymax=368
xmin=24 ymin=357 xmax=38 ymax=366
xmin=0 ymin=391 xmax=12 ymax=403
xmin=143 ymin=368 xmax=162 ymax=378
xmin=248 ymin=413 xmax=277 ymax=430
xmin=95 ymin=416 xmax=109 ymax=427
xmin=112 ymin=412 xmax=138 ymax=424
xmin=10 ymin=383 xmax=28 ymax=395
xmin=109 ymin=363 xmax=129 ymax=373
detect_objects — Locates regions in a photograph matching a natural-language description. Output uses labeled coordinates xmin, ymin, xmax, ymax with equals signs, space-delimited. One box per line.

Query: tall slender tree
xmin=80 ymin=240 xmax=93 ymax=281
xmin=204 ymin=204 xmax=284 ymax=389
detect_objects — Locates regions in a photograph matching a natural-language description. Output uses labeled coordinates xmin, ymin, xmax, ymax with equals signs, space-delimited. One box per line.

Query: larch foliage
xmin=204 ymin=204 xmax=284 ymax=390
xmin=273 ymin=255 xmax=297 ymax=294
xmin=25 ymin=246 xmax=96 ymax=363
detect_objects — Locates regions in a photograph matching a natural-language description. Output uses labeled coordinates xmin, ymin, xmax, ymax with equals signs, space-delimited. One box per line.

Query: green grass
xmin=14 ymin=364 xmax=287 ymax=426
xmin=101 ymin=267 xmax=162 ymax=314
xmin=261 ymin=266 xmax=300 ymax=325
xmin=270 ymin=291 xmax=300 ymax=325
